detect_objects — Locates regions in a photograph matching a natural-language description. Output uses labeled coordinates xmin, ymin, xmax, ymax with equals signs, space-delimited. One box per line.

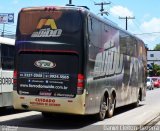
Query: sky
xmin=0 ymin=0 xmax=160 ymax=49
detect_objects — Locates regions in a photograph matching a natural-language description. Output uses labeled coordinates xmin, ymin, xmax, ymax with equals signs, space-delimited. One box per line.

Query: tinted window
xmin=17 ymin=10 xmax=82 ymax=45
xmin=127 ymin=37 xmax=137 ymax=57
xmin=120 ymin=32 xmax=137 ymax=57
xmin=88 ymin=17 xmax=102 ymax=48
xmin=120 ymin=31 xmax=127 ymax=54
xmin=1 ymin=44 xmax=14 ymax=70
xmin=150 ymin=54 xmax=154 ymax=57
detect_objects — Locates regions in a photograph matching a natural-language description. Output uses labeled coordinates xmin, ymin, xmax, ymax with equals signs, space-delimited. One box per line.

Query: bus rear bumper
xmin=13 ymin=91 xmax=86 ymax=115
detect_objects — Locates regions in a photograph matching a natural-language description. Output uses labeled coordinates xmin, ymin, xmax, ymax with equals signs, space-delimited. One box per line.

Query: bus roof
xmin=21 ymin=5 xmax=86 ymax=12
xmin=20 ymin=5 xmax=144 ymax=44
xmin=0 ymin=37 xmax=15 ymax=46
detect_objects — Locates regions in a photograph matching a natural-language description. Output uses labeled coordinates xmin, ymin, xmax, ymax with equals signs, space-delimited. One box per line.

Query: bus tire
xmin=96 ymin=95 xmax=108 ymax=121
xmin=42 ymin=112 xmax=51 ymax=118
xmin=106 ymin=95 xmax=116 ymax=118
xmin=134 ymin=90 xmax=141 ymax=107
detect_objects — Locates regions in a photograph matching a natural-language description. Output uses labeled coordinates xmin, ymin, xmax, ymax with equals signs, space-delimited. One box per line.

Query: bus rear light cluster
xmin=13 ymin=70 xmax=17 ymax=90
xmin=77 ymin=74 xmax=84 ymax=94
xmin=13 ymin=70 xmax=17 ymax=84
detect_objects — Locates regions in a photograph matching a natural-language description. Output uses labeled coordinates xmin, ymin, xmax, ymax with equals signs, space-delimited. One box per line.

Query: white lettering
xmin=31 ymin=28 xmax=62 ymax=38
xmin=94 ymin=46 xmax=123 ymax=78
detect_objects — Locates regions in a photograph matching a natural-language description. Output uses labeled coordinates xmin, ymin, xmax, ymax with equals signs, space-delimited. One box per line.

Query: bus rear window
xmin=18 ymin=10 xmax=82 ymax=37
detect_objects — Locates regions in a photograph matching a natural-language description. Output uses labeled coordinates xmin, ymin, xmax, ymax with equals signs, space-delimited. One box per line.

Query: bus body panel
xmin=0 ymin=92 xmax=13 ymax=107
xmin=13 ymin=90 xmax=86 ymax=115
xmin=1 ymin=70 xmax=13 ymax=92
xmin=84 ymin=14 xmax=146 ymax=114
xmin=0 ymin=37 xmax=15 ymax=107
xmin=0 ymin=70 xmax=13 ymax=107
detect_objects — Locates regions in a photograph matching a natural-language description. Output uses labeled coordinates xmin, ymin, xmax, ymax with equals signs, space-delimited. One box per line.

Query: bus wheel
xmin=42 ymin=112 xmax=51 ymax=118
xmin=134 ymin=91 xmax=141 ymax=107
xmin=106 ymin=95 xmax=116 ymax=118
xmin=96 ymin=96 xmax=108 ymax=121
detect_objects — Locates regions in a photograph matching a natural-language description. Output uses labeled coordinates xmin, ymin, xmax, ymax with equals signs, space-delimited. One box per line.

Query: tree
xmin=154 ymin=44 xmax=160 ymax=50
xmin=148 ymin=63 xmax=160 ymax=76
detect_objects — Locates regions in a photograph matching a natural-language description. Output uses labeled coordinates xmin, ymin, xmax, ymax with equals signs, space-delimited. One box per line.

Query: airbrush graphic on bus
xmin=31 ymin=19 xmax=62 ymax=38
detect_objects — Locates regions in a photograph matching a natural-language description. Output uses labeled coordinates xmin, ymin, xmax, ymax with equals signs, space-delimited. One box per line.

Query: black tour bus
xmin=13 ymin=6 xmax=146 ymax=120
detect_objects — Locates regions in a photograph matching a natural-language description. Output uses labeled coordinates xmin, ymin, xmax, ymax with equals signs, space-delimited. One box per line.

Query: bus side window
xmin=127 ymin=37 xmax=137 ymax=57
xmin=102 ymin=24 xmax=110 ymax=49
xmin=120 ymin=31 xmax=127 ymax=55
xmin=87 ymin=17 xmax=92 ymax=43
xmin=1 ymin=44 xmax=14 ymax=70
xmin=142 ymin=42 xmax=147 ymax=61
xmin=133 ymin=39 xmax=138 ymax=57
xmin=88 ymin=17 xmax=102 ymax=49
xmin=88 ymin=16 xmax=93 ymax=35
xmin=138 ymin=43 xmax=143 ymax=59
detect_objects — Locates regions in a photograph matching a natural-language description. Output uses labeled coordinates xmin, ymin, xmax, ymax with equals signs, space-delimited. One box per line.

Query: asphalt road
xmin=0 ymin=88 xmax=160 ymax=131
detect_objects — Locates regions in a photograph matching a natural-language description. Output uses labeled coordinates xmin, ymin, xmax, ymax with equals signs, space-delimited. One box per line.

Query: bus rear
xmin=13 ymin=6 xmax=86 ymax=114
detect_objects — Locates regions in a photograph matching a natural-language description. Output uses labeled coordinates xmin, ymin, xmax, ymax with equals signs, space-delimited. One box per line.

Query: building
xmin=147 ymin=50 xmax=160 ymax=65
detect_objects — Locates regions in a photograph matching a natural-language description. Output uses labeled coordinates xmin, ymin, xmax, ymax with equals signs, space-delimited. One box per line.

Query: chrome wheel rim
xmin=100 ymin=98 xmax=107 ymax=119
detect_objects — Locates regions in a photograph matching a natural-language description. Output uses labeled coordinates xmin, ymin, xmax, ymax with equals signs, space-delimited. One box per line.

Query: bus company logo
xmin=31 ymin=19 xmax=62 ymax=38
xmin=34 ymin=60 xmax=56 ymax=69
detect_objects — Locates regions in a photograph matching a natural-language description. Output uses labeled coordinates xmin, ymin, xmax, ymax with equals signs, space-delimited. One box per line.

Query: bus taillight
xmin=13 ymin=70 xmax=17 ymax=89
xmin=77 ymin=74 xmax=84 ymax=94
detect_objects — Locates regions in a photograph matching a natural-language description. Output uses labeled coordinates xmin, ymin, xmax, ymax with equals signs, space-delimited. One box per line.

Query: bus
xmin=13 ymin=6 xmax=146 ymax=120
xmin=0 ymin=37 xmax=15 ymax=108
